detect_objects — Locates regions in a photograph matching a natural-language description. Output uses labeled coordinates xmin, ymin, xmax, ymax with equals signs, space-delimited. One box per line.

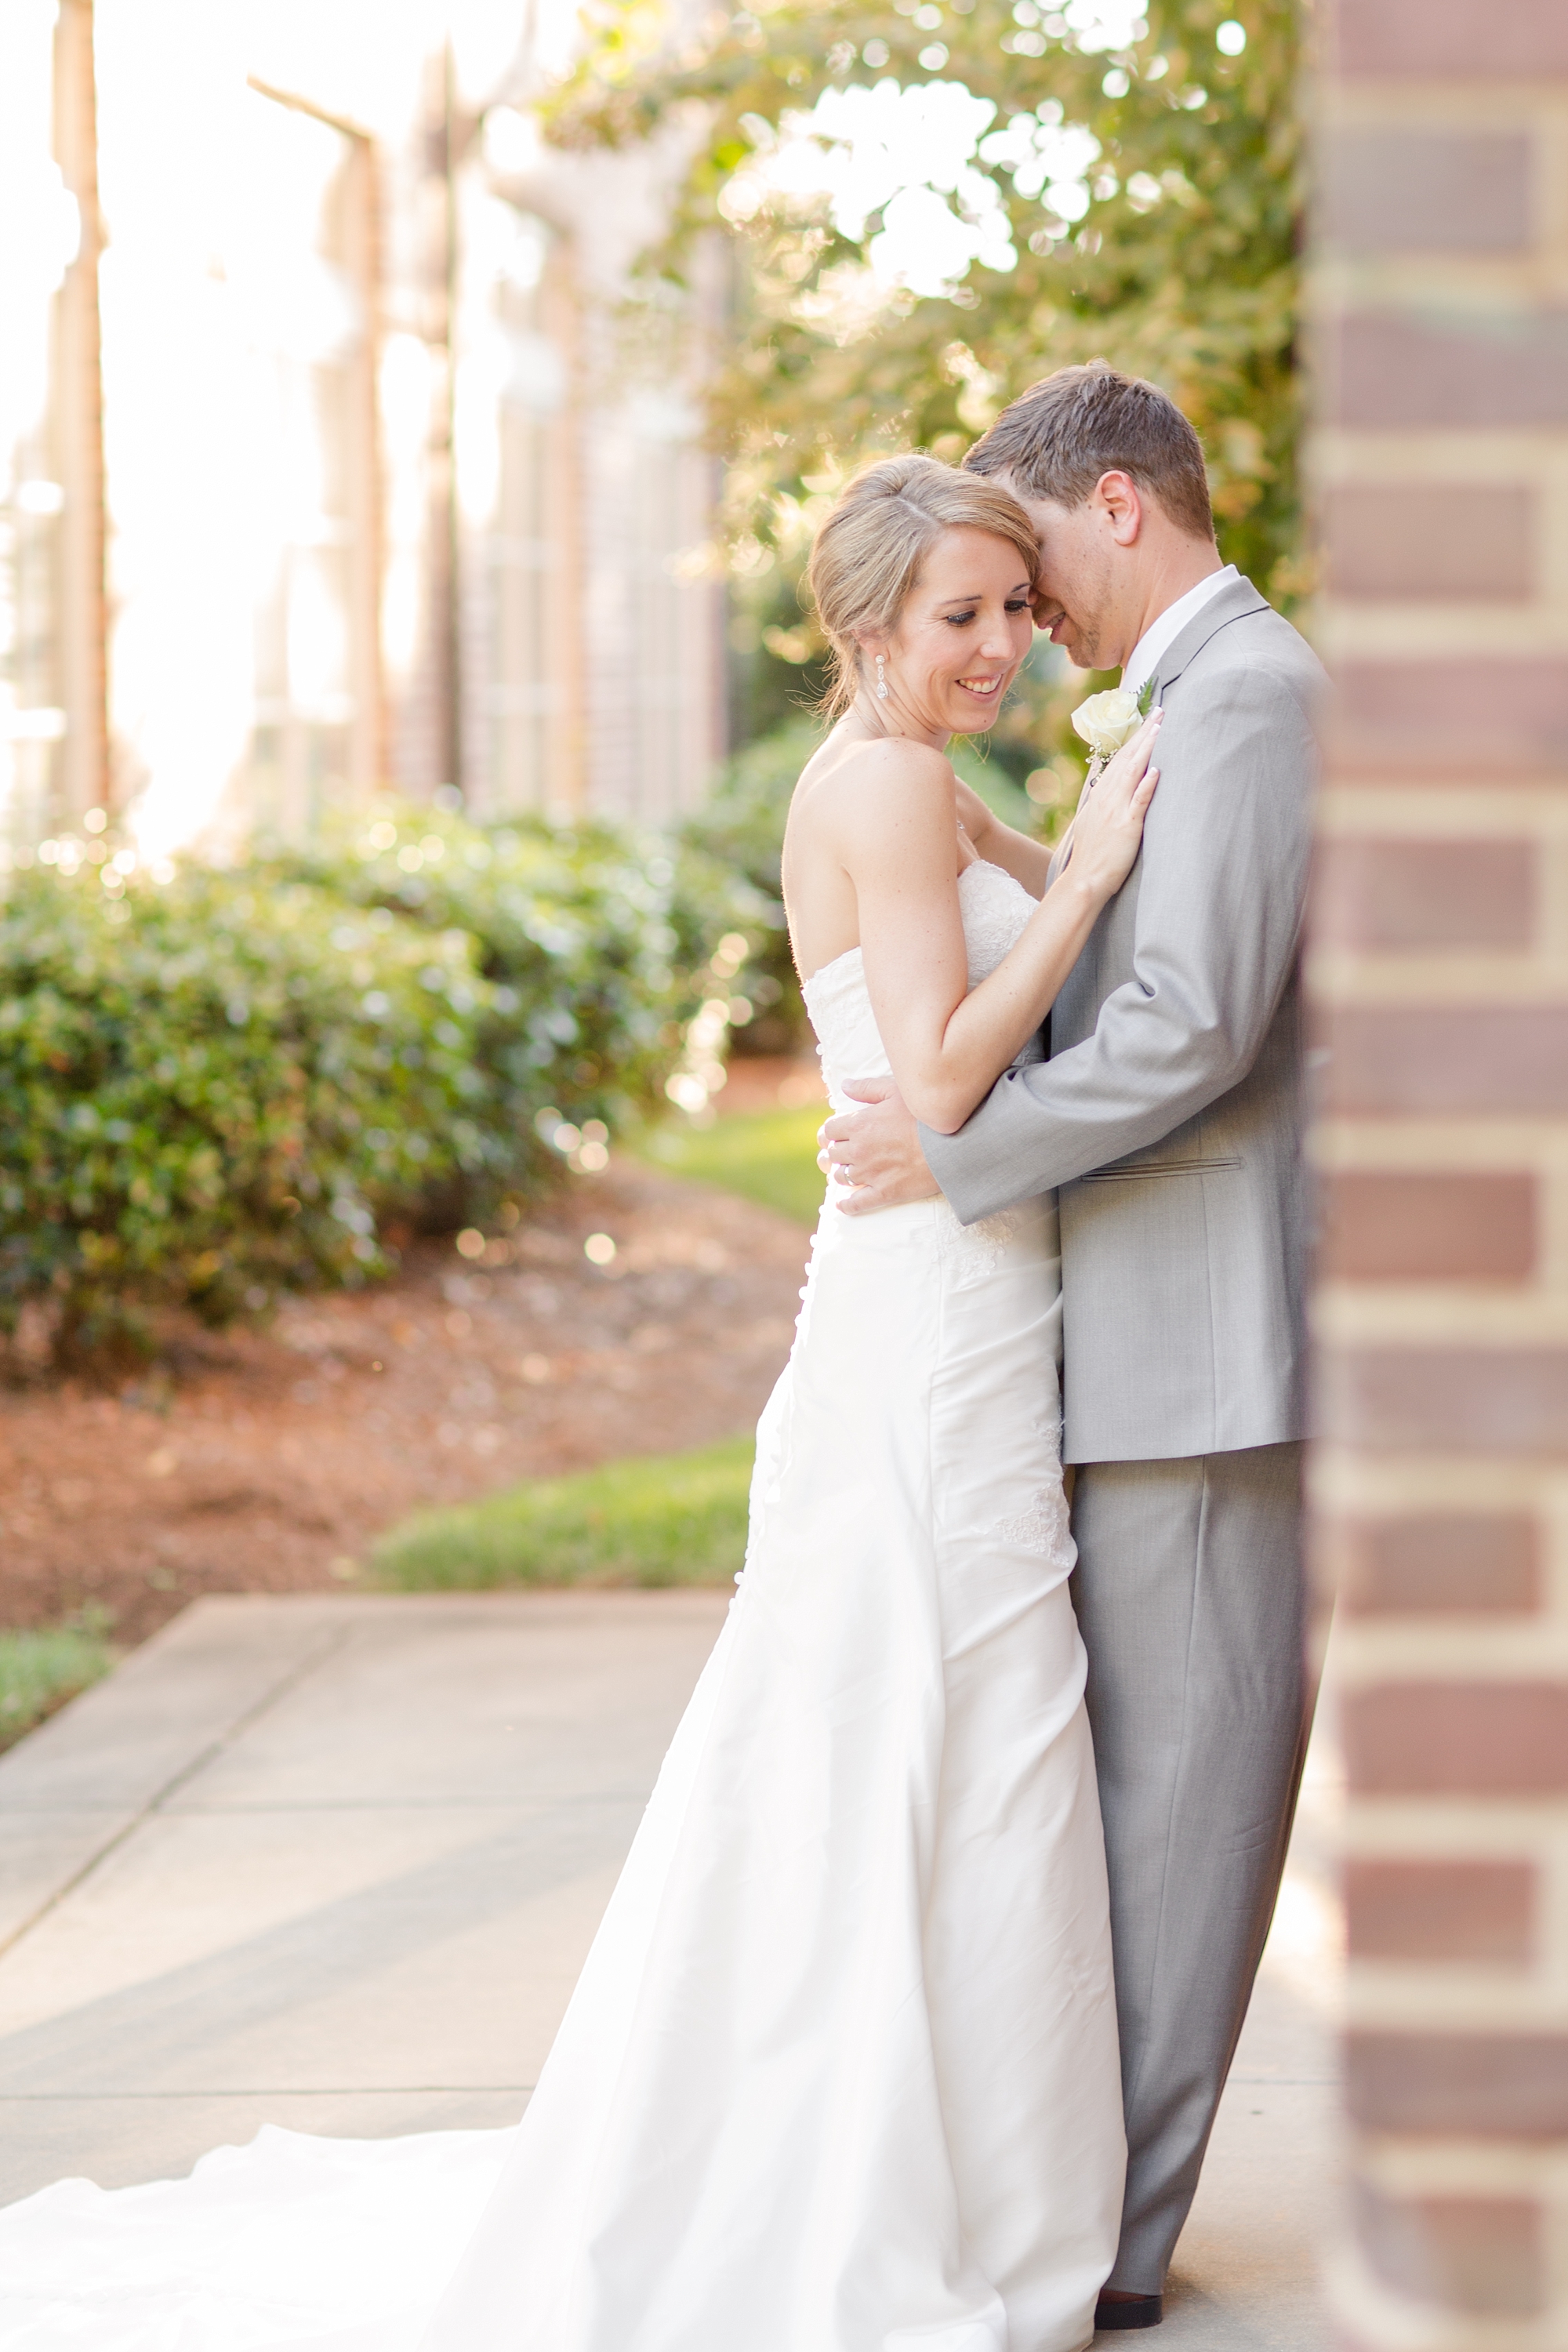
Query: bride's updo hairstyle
xmin=808 ymin=454 xmax=1040 ymax=718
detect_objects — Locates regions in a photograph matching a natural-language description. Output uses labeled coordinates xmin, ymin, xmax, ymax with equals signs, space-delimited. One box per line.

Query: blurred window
xmin=0 ymin=2 xmax=77 ymax=840
xmin=238 ymin=85 xmax=380 ymax=834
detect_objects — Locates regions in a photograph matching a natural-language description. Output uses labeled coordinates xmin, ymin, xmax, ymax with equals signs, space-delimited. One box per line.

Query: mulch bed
xmin=0 ymin=1159 xmax=815 ymax=1646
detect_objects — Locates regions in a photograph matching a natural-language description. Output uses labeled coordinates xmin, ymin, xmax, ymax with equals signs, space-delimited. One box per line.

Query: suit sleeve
xmin=921 ymin=659 xmax=1316 ymax=1223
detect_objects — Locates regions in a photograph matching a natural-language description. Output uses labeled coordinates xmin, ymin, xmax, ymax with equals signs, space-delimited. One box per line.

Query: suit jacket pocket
xmin=1079 ymin=1155 xmax=1243 ymax=1184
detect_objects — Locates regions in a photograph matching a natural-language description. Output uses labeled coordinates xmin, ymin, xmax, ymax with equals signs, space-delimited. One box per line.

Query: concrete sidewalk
xmin=0 ymin=1593 xmax=1338 ymax=2346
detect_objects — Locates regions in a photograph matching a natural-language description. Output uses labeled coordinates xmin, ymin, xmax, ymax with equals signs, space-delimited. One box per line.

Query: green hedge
xmin=0 ymin=804 xmax=752 ymax=1364
xmin=265 ymin=803 xmax=745 ymax=1141
xmin=679 ymin=723 xmax=814 ymax=1056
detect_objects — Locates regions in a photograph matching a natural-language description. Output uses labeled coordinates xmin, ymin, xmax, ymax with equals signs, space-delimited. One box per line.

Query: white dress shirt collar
xmin=1121 ymin=564 xmax=1238 ymax=695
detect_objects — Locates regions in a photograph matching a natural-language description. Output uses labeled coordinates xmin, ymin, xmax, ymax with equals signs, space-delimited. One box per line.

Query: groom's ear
xmin=1091 ymin=471 xmax=1144 ymax=546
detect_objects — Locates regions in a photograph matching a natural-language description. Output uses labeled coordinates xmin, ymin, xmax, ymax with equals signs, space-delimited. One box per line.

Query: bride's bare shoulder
xmin=791 ymin=733 xmax=956 ymax=845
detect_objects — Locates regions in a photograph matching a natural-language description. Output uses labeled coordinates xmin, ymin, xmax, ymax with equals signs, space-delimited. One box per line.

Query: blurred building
xmin=0 ymin=0 xmax=725 ymax=858
xmin=1312 ymin=0 xmax=1568 ymax=2339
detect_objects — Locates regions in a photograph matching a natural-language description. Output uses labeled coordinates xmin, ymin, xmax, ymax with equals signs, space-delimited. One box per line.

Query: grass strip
xmin=0 ymin=1619 xmax=116 ymax=1754
xmin=372 ymin=1436 xmax=756 ymax=1591
xmin=634 ymin=1102 xmax=825 ymax=1228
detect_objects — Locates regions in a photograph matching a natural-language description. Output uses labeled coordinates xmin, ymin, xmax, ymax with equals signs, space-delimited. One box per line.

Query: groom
xmin=821 ymin=362 xmax=1322 ymax=2330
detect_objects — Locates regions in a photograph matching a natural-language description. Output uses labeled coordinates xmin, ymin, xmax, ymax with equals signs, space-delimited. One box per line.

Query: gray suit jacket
xmin=922 ymin=575 xmax=1323 ymax=1465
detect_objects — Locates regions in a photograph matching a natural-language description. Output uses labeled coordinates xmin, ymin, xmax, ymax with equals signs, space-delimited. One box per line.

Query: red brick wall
xmin=1311 ymin=2 xmax=1568 ymax=2341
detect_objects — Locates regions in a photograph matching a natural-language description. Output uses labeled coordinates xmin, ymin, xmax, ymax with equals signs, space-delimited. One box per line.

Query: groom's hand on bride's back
xmin=818 ymin=1080 xmax=942 ymax=1215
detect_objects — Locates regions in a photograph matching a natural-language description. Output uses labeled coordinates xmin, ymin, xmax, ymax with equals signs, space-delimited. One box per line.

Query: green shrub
xmin=0 ymin=1615 xmax=115 ymax=1752
xmin=0 ymin=862 xmax=486 ymax=1357
xmin=372 ymin=1436 xmax=755 ymax=1589
xmin=0 ymin=804 xmax=751 ymax=1364
xmin=679 ymin=722 xmax=817 ymax=1056
xmin=265 ymin=802 xmax=760 ymax=1157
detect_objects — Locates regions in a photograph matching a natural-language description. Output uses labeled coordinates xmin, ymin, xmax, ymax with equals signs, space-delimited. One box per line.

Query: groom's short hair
xmin=964 ymin=361 xmax=1215 ymax=544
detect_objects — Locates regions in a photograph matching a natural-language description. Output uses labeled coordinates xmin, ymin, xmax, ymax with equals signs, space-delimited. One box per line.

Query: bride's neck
xmin=842 ymin=695 xmax=949 ymax=752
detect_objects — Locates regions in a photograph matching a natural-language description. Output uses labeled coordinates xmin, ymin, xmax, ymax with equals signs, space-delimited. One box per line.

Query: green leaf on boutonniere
xmin=1136 ymin=677 xmax=1156 ymax=717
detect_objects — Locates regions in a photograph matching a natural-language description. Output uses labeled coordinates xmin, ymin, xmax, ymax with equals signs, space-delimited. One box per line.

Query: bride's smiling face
xmin=858 ymin=527 xmax=1036 ymax=742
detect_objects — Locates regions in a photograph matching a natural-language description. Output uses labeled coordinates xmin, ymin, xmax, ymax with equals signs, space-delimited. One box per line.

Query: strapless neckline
xmin=800 ymin=858 xmax=1018 ymax=993
xmin=801 ymin=856 xmax=1044 ymax=1120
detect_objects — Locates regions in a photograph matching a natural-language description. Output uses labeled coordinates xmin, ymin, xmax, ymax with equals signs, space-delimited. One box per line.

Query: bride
xmin=0 ymin=456 xmax=1159 ymax=2352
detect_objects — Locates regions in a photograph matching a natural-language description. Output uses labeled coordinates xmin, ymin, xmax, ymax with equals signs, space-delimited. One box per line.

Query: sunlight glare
xmin=760 ymin=78 xmax=1018 ymax=298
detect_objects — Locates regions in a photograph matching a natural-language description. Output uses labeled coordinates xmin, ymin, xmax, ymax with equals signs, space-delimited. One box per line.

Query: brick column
xmin=1311 ymin=2 xmax=1568 ymax=2343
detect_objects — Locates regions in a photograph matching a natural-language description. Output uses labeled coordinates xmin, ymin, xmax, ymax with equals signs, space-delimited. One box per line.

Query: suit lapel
xmin=1153 ymin=574 xmax=1270 ymax=699
xmin=1045 ymin=575 xmax=1271 ymax=904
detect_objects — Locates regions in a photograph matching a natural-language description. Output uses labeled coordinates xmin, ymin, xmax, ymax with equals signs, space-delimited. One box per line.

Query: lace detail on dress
xmin=994 ymin=1479 xmax=1074 ymax=1563
xmin=955 ymin=859 xmax=1041 ymax=988
xmin=936 ymin=1202 xmax=1028 ymax=1281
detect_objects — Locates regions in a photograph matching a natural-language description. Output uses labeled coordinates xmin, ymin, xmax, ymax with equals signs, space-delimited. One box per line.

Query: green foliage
xmin=0 ymin=1614 xmax=115 ymax=1753
xmin=0 ymin=804 xmax=746 ymax=1365
xmin=372 ymin=1436 xmax=756 ymax=1589
xmin=0 ymin=862 xmax=469 ymax=1359
xmin=949 ymin=731 xmax=1050 ymax=833
xmin=679 ymin=719 xmax=818 ymax=1051
xmin=637 ymin=1100 xmax=826 ymax=1225
xmin=264 ymin=803 xmax=752 ymax=1153
xmin=553 ymin=0 xmax=1305 ymax=730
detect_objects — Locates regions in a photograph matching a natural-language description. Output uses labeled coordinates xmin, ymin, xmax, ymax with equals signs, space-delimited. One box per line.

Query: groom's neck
xmin=1114 ymin=537 xmax=1224 ymax=672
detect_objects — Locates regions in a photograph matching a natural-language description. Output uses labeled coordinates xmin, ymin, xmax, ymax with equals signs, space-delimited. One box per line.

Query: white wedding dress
xmin=0 ymin=859 xmax=1124 ymax=2352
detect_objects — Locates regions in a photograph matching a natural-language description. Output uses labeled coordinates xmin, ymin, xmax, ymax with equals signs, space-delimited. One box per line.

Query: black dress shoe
xmin=1094 ymin=2290 xmax=1163 ymax=2330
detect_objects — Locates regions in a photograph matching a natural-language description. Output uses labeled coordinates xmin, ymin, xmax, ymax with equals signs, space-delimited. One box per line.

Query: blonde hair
xmin=807 ymin=454 xmax=1040 ymax=718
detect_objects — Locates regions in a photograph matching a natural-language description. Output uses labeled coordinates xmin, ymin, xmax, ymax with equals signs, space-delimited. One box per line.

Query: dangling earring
xmin=875 ymin=654 xmax=889 ymax=701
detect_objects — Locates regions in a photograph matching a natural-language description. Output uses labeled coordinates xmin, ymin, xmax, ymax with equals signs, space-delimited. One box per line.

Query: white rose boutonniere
xmin=1072 ymin=677 xmax=1161 ymax=767
xmin=1070 ymin=685 xmax=1142 ymax=759
xmin=1070 ymin=677 xmax=1156 ymax=772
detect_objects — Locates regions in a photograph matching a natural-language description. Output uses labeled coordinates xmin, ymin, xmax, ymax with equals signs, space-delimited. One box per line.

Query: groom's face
xmin=996 ymin=481 xmax=1121 ymax=673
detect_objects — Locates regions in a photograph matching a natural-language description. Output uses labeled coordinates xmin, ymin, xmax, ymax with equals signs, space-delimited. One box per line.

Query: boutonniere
xmin=1070 ymin=676 xmax=1156 ymax=782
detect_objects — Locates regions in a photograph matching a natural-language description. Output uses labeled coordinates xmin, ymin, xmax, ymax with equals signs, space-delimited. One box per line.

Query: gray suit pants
xmin=1069 ymin=1442 xmax=1308 ymax=2292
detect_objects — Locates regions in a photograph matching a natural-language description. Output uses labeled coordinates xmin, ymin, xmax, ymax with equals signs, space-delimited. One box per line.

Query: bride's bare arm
xmin=835 ymin=717 xmax=1160 ymax=1135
